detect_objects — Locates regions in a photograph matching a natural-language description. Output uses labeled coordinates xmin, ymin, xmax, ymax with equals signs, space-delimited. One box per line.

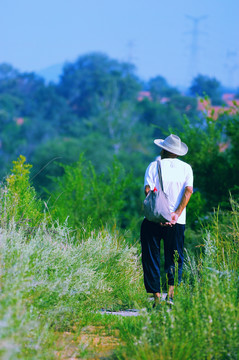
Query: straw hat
xmin=154 ymin=134 xmax=188 ymax=156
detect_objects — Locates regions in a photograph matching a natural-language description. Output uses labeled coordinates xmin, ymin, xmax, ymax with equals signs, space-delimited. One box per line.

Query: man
xmin=140 ymin=134 xmax=193 ymax=307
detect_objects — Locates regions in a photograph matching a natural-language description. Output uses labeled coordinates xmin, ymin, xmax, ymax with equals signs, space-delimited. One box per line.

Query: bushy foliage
xmin=2 ymin=155 xmax=44 ymax=229
xmin=1 ymin=54 xmax=239 ymax=230
xmin=171 ymin=109 xmax=239 ymax=212
xmin=58 ymin=52 xmax=141 ymax=118
xmin=189 ymin=74 xmax=222 ymax=104
xmin=185 ymin=190 xmax=206 ymax=228
xmin=49 ymin=155 xmax=133 ymax=236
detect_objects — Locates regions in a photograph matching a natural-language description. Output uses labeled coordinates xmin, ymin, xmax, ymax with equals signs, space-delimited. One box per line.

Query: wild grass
xmin=112 ymin=208 xmax=239 ymax=360
xmin=0 ymin=221 xmax=147 ymax=358
xmin=1 ymin=209 xmax=238 ymax=359
xmin=0 ymin=156 xmax=238 ymax=359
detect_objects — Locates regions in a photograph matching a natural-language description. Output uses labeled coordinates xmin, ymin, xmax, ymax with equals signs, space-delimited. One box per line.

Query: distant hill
xmin=37 ymin=63 xmax=64 ymax=84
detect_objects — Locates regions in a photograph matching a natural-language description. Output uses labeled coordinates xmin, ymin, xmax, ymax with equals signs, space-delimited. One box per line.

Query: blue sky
xmin=1 ymin=0 xmax=239 ymax=88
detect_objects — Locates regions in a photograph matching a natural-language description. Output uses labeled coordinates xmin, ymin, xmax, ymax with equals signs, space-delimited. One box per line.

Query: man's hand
xmin=170 ymin=212 xmax=179 ymax=225
xmin=160 ymin=187 xmax=193 ymax=227
xmin=159 ymin=221 xmax=173 ymax=227
xmin=159 ymin=212 xmax=179 ymax=227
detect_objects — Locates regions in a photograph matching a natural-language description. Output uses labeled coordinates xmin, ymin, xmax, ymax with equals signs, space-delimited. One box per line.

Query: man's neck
xmin=161 ymin=150 xmax=178 ymax=159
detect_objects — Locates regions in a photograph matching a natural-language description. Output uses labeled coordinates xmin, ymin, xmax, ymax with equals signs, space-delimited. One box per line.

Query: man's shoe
xmin=165 ymin=295 xmax=174 ymax=306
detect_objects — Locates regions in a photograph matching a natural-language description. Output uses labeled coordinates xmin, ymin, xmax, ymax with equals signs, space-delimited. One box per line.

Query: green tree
xmin=170 ymin=94 xmax=198 ymax=121
xmin=137 ymin=98 xmax=185 ymax=137
xmin=147 ymin=75 xmax=179 ymax=101
xmin=58 ymin=52 xmax=142 ymax=117
xmin=172 ymin=112 xmax=232 ymax=210
xmin=189 ymin=74 xmax=222 ymax=105
xmin=225 ymin=111 xmax=239 ymax=197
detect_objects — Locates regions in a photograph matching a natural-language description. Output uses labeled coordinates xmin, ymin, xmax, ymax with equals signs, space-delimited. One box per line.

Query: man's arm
xmin=170 ymin=186 xmax=193 ymax=225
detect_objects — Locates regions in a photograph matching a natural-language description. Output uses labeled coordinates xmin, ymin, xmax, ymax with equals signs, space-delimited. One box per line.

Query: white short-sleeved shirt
xmin=144 ymin=157 xmax=193 ymax=224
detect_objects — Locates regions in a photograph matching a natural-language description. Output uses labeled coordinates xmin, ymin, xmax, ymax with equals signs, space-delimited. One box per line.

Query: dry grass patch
xmin=55 ymin=325 xmax=120 ymax=360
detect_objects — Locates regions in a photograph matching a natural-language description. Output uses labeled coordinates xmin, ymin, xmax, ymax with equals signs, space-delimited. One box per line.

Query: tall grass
xmin=0 ymin=156 xmax=145 ymax=358
xmin=115 ymin=208 xmax=239 ymax=360
xmin=0 ymin=156 xmax=238 ymax=359
xmin=0 ymin=221 xmax=147 ymax=358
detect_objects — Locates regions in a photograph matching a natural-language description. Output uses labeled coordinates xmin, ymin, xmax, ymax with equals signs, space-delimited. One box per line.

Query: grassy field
xmin=0 ymin=157 xmax=238 ymax=359
xmin=0 ymin=207 xmax=238 ymax=359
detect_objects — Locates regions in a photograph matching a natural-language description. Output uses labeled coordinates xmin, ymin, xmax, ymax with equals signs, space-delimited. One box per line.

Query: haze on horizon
xmin=1 ymin=0 xmax=239 ymax=88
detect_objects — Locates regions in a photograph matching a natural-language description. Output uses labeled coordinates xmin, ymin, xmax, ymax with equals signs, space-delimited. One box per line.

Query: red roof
xmin=137 ymin=91 xmax=152 ymax=102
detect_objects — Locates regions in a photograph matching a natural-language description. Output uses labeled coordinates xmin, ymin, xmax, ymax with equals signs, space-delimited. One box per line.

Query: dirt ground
xmin=54 ymin=325 xmax=121 ymax=360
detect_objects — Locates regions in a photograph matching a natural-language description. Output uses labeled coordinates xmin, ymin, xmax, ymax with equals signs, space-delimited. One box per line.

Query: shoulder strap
xmin=157 ymin=160 xmax=164 ymax=192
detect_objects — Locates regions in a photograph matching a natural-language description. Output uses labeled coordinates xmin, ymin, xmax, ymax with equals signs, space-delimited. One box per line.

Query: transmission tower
xmin=224 ymin=50 xmax=238 ymax=88
xmin=185 ymin=15 xmax=208 ymax=81
xmin=126 ymin=40 xmax=136 ymax=64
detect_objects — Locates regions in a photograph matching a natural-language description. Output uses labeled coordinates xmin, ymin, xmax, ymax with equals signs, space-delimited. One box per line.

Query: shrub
xmin=1 ymin=155 xmax=44 ymax=230
xmin=49 ymin=155 xmax=133 ymax=236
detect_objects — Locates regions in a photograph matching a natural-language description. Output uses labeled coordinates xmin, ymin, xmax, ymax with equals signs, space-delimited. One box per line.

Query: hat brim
xmin=154 ymin=139 xmax=188 ymax=156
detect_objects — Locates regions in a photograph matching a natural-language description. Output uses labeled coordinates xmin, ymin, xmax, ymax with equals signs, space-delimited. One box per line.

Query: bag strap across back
xmin=157 ymin=160 xmax=164 ymax=192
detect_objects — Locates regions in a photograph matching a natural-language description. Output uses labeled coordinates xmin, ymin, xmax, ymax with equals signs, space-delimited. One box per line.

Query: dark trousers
xmin=140 ymin=218 xmax=185 ymax=293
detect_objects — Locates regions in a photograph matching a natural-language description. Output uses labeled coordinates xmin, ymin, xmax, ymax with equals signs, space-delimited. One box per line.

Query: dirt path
xmin=54 ymin=325 xmax=121 ymax=360
xmin=54 ymin=296 xmax=167 ymax=358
